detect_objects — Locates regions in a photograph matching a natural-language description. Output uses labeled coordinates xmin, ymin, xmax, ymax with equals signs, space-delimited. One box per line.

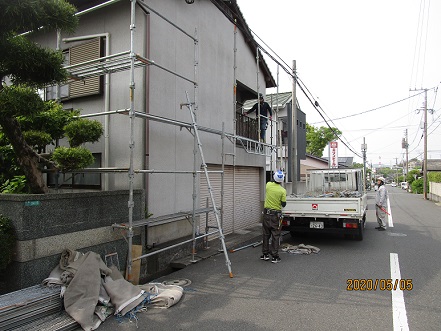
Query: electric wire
xmin=420 ymin=0 xmax=431 ymax=86
xmin=229 ymin=2 xmax=440 ymax=160
xmin=413 ymin=0 xmax=424 ymax=88
xmin=310 ymin=90 xmax=428 ymax=124
xmin=225 ymin=3 xmax=363 ymax=157
xmin=254 ymin=16 xmax=435 ymax=157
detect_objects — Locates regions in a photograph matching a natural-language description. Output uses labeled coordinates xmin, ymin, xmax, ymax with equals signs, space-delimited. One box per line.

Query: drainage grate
xmin=162 ymin=279 xmax=192 ymax=287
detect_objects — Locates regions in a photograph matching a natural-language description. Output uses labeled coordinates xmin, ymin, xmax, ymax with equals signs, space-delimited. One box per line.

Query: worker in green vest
xmin=261 ymin=170 xmax=286 ymax=263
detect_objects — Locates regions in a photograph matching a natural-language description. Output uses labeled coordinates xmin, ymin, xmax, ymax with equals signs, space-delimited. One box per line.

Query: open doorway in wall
xmin=234 ymin=81 xmax=259 ymax=141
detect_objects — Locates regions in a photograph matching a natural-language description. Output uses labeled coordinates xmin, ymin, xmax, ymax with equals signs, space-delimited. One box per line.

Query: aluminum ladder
xmin=184 ymin=91 xmax=233 ymax=278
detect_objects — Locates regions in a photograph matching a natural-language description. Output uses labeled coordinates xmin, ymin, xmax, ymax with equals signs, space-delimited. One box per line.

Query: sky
xmin=236 ymin=0 xmax=441 ymax=168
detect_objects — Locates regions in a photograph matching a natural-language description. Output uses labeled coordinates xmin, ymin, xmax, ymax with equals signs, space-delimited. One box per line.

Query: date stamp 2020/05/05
xmin=346 ymin=279 xmax=413 ymax=291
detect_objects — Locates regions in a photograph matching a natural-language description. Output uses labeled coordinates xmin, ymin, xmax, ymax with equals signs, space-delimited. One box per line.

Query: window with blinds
xmin=45 ymin=37 xmax=102 ymax=100
xmin=69 ymin=37 xmax=102 ymax=98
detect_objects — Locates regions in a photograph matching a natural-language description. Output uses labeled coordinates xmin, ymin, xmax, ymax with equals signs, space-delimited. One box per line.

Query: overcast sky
xmin=236 ymin=0 xmax=441 ymax=168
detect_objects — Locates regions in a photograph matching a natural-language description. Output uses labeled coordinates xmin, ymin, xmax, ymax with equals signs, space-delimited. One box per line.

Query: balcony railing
xmin=236 ymin=112 xmax=258 ymax=141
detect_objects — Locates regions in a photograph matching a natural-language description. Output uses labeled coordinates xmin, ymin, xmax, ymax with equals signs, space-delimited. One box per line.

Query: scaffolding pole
xmin=56 ymin=0 xmax=283 ymax=282
xmin=277 ymin=65 xmax=283 ymax=171
xmin=185 ymin=91 xmax=233 ymax=278
xmin=125 ymin=0 xmax=137 ymax=283
xmin=256 ymin=48 xmax=261 ymax=142
xmin=191 ymin=27 xmax=199 ymax=263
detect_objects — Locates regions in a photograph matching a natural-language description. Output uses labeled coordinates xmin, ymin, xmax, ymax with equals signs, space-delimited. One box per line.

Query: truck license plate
xmin=310 ymin=221 xmax=324 ymax=229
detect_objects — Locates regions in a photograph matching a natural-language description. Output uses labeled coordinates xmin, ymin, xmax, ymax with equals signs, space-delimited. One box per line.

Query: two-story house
xmin=31 ymin=0 xmax=277 ymax=249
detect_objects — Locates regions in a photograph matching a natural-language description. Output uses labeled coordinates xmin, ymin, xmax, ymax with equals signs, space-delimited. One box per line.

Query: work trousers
xmin=376 ymin=205 xmax=388 ymax=228
xmin=259 ymin=118 xmax=268 ymax=140
xmin=262 ymin=212 xmax=281 ymax=257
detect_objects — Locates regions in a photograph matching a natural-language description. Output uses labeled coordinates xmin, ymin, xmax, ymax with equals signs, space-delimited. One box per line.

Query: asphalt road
xmin=101 ymin=187 xmax=441 ymax=331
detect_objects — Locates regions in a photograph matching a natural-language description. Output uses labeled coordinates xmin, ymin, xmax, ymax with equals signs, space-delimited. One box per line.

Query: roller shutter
xmin=200 ymin=165 xmax=261 ymax=236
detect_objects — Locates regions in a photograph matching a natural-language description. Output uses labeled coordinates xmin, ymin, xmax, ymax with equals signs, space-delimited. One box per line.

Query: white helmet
xmin=273 ymin=170 xmax=285 ymax=183
xmin=377 ymin=176 xmax=385 ymax=183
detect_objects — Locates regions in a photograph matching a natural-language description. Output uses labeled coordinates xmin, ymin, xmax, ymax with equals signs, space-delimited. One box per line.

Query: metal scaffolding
xmin=58 ymin=0 xmax=280 ymax=282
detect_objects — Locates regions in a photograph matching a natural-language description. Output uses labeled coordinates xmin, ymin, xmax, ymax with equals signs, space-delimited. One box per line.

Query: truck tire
xmin=355 ymin=219 xmax=365 ymax=241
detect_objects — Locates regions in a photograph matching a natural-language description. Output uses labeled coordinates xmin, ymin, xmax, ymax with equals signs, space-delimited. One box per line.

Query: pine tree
xmin=0 ymin=0 xmax=78 ymax=193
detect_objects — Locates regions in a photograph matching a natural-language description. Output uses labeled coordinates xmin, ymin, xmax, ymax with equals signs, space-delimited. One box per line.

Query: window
xmin=44 ymin=38 xmax=102 ymax=101
xmin=47 ymin=153 xmax=102 ymax=189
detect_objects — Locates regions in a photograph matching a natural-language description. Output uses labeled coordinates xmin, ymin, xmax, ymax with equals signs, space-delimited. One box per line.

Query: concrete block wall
xmin=0 ymin=190 xmax=144 ymax=292
xmin=429 ymin=182 xmax=441 ymax=202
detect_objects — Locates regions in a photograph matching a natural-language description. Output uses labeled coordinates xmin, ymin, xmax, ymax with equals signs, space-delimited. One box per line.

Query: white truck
xmin=281 ymin=168 xmax=367 ymax=240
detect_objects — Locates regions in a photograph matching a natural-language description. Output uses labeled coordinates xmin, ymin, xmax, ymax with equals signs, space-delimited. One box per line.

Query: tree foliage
xmin=428 ymin=172 xmax=441 ymax=183
xmin=52 ymin=147 xmax=95 ymax=172
xmin=306 ymin=124 xmax=342 ymax=157
xmin=0 ymin=1 xmax=104 ymax=194
xmin=64 ymin=119 xmax=104 ymax=147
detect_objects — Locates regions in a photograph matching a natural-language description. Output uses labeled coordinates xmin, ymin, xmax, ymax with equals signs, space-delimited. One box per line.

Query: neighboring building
xmin=242 ymin=91 xmax=306 ymax=183
xmin=407 ymin=158 xmax=422 ymax=170
xmin=300 ymin=154 xmax=329 ymax=182
xmin=424 ymin=159 xmax=441 ymax=172
xmin=323 ymin=156 xmax=353 ymax=168
xmin=31 ymin=0 xmax=277 ymax=244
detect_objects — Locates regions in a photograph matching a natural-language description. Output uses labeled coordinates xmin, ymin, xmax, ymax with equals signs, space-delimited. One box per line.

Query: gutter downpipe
xmin=233 ymin=21 xmax=237 ymax=232
xmin=144 ymin=7 xmax=150 ymax=218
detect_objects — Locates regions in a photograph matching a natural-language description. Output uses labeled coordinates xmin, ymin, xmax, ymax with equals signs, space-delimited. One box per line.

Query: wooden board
xmin=127 ymin=245 xmax=142 ymax=285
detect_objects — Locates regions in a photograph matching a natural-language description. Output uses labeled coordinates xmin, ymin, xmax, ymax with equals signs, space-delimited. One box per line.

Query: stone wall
xmin=0 ymin=190 xmax=144 ymax=292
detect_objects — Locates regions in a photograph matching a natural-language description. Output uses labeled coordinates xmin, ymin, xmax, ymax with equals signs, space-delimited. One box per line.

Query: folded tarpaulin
xmin=63 ymin=251 xmax=112 ymax=331
xmin=139 ymin=283 xmax=184 ymax=309
xmin=43 ymin=250 xmax=146 ymax=331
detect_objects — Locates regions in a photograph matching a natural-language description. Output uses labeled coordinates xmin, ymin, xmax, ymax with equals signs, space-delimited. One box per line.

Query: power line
xmin=311 ymin=89 xmax=429 ymax=124
xmin=229 ymin=3 xmax=385 ymax=158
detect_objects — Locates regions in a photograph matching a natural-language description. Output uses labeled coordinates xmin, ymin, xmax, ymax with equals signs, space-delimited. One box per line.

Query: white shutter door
xmin=233 ymin=167 xmax=261 ymax=231
xmin=199 ymin=165 xmax=233 ymax=235
xmin=200 ymin=165 xmax=260 ymax=235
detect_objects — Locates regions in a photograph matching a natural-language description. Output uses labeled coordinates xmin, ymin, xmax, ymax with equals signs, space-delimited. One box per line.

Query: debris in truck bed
xmin=289 ymin=190 xmax=363 ymax=198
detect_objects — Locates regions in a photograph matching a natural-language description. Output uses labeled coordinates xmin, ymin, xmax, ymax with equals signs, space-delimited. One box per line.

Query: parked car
xmin=400 ymin=182 xmax=408 ymax=190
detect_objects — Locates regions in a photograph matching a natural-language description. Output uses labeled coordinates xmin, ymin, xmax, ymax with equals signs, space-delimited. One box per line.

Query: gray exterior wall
xmin=30 ymin=1 xmax=268 ymax=246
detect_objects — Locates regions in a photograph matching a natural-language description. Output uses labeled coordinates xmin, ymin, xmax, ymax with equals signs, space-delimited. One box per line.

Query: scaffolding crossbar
xmin=112 ymin=207 xmax=214 ymax=229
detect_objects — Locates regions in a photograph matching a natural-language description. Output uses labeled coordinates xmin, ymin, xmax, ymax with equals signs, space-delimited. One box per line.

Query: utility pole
xmin=423 ymin=90 xmax=427 ymax=200
xmin=410 ymin=88 xmax=428 ymax=200
xmin=291 ymin=60 xmax=297 ymax=195
xmin=361 ymin=138 xmax=367 ymax=192
xmin=404 ymin=129 xmax=409 ymax=177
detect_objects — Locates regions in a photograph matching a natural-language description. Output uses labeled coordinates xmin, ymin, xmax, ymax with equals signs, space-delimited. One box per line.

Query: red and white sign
xmin=329 ymin=141 xmax=338 ymax=168
xmin=312 ymin=203 xmax=318 ymax=210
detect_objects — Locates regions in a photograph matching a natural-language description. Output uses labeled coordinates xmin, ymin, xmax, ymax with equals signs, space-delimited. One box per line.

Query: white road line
xmin=387 ymin=196 xmax=394 ymax=227
xmin=390 ymin=253 xmax=409 ymax=331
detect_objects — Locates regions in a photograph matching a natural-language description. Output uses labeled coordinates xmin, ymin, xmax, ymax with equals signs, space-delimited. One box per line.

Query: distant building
xmin=424 ymin=159 xmax=441 ymax=172
xmin=324 ymin=156 xmax=353 ymax=168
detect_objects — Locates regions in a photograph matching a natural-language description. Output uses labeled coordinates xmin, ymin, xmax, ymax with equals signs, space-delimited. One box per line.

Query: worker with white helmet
xmin=375 ymin=176 xmax=388 ymax=231
xmin=261 ymin=170 xmax=286 ymax=263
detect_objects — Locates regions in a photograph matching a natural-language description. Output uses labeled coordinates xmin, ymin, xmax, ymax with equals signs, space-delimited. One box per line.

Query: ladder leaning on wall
xmin=184 ymin=91 xmax=233 ymax=278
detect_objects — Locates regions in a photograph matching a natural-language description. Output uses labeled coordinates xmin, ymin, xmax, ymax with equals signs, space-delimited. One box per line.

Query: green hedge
xmin=428 ymin=172 xmax=441 ymax=183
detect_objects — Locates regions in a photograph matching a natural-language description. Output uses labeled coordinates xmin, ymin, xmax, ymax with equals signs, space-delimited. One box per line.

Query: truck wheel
xmin=355 ymin=220 xmax=364 ymax=241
